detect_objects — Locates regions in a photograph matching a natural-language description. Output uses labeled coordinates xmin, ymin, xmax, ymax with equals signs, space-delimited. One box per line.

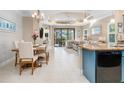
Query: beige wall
xmin=96 ymin=10 xmax=124 ymax=41
xmin=82 ymin=16 xmax=112 ymax=41
xmin=115 ymin=10 xmax=123 ymax=24
xmin=49 ymin=26 xmax=54 ymax=46
xmin=115 ymin=10 xmax=124 ymax=34
xmin=0 ymin=10 xmax=23 ymax=63
xmin=23 ymin=17 xmax=33 ymax=42
xmin=82 ymin=11 xmax=124 ymax=42
xmin=94 ymin=16 xmax=112 ymax=38
xmin=75 ymin=27 xmax=83 ymax=40
xmin=23 ymin=17 xmax=44 ymax=44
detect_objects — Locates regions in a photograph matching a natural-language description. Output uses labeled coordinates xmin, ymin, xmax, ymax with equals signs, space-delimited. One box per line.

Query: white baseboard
xmin=0 ymin=57 xmax=14 ymax=67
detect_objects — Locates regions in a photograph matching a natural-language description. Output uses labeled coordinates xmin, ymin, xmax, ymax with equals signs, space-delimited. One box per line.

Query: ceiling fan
xmin=83 ymin=10 xmax=94 ymax=23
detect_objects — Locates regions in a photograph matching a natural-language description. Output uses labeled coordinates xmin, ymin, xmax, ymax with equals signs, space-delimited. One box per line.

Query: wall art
xmin=0 ymin=17 xmax=16 ymax=32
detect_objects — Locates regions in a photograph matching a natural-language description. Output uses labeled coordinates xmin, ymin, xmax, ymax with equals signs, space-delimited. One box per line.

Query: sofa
xmin=72 ymin=41 xmax=83 ymax=51
xmin=65 ymin=40 xmax=74 ymax=48
xmin=66 ymin=40 xmax=84 ymax=51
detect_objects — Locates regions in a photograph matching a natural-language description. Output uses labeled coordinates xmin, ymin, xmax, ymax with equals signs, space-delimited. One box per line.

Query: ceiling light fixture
xmin=83 ymin=10 xmax=88 ymax=23
xmin=32 ymin=11 xmax=38 ymax=18
xmin=110 ymin=10 xmax=115 ymax=23
xmin=90 ymin=19 xmax=97 ymax=27
xmin=32 ymin=10 xmax=44 ymax=22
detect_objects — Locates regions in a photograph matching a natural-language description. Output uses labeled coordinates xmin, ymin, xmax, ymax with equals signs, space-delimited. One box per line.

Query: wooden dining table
xmin=11 ymin=45 xmax=47 ymax=66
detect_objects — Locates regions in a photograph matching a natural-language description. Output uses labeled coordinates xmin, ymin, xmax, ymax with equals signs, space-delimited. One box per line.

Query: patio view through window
xmin=54 ymin=28 xmax=75 ymax=47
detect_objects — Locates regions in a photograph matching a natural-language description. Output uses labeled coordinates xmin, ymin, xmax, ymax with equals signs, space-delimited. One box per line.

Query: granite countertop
xmin=79 ymin=44 xmax=124 ymax=51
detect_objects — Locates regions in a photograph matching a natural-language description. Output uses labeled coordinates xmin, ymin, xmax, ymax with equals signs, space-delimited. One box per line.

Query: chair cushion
xmin=38 ymin=53 xmax=46 ymax=58
xmin=19 ymin=55 xmax=38 ymax=62
xmin=33 ymin=55 xmax=38 ymax=62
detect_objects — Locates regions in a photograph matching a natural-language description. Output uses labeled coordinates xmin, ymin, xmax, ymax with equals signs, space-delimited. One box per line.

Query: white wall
xmin=0 ymin=10 xmax=23 ymax=63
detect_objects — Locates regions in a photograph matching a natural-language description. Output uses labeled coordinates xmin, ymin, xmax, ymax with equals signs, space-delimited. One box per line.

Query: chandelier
xmin=32 ymin=10 xmax=44 ymax=22
xmin=83 ymin=10 xmax=88 ymax=23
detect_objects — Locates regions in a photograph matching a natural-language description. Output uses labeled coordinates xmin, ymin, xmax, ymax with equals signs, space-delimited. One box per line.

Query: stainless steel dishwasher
xmin=96 ymin=51 xmax=121 ymax=83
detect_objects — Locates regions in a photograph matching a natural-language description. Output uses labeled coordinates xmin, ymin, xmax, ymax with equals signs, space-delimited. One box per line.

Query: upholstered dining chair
xmin=13 ymin=40 xmax=24 ymax=66
xmin=14 ymin=40 xmax=24 ymax=48
xmin=18 ymin=42 xmax=38 ymax=75
xmin=14 ymin=41 xmax=19 ymax=48
xmin=38 ymin=46 xmax=49 ymax=65
xmin=13 ymin=41 xmax=20 ymax=66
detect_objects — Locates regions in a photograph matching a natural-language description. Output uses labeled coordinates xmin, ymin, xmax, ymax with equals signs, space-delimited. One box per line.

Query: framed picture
xmin=109 ymin=23 xmax=115 ymax=32
xmin=84 ymin=29 xmax=87 ymax=34
xmin=118 ymin=22 xmax=123 ymax=32
xmin=109 ymin=34 xmax=115 ymax=43
xmin=45 ymin=33 xmax=48 ymax=37
xmin=0 ymin=17 xmax=16 ymax=32
xmin=83 ymin=29 xmax=88 ymax=40
xmin=91 ymin=26 xmax=101 ymax=35
xmin=123 ymin=15 xmax=124 ymax=33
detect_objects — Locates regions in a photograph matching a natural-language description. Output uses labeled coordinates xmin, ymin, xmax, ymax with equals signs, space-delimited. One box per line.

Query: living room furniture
xmin=18 ymin=42 xmax=38 ymax=75
xmin=66 ymin=40 xmax=84 ymax=51
xmin=66 ymin=40 xmax=74 ymax=48
xmin=72 ymin=41 xmax=84 ymax=51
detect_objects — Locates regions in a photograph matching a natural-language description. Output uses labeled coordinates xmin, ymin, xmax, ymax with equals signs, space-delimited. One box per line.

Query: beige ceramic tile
xmin=0 ymin=47 xmax=89 ymax=83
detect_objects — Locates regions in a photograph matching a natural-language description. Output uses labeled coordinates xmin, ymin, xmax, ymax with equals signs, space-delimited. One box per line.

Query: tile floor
xmin=0 ymin=47 xmax=89 ymax=83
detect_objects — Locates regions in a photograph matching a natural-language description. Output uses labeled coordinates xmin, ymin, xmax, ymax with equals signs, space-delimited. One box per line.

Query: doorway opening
xmin=54 ymin=28 xmax=75 ymax=47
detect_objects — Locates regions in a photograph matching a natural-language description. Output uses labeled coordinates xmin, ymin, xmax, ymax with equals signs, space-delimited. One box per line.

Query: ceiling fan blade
xmin=86 ymin=15 xmax=94 ymax=20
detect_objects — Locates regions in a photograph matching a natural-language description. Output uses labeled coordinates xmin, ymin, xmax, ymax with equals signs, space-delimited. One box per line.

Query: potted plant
xmin=32 ymin=31 xmax=39 ymax=45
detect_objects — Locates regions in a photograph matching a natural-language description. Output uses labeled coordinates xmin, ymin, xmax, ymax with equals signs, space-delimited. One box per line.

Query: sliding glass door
xmin=54 ymin=28 xmax=75 ymax=47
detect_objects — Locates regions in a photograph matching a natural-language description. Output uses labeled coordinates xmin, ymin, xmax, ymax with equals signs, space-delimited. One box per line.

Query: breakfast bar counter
xmin=80 ymin=44 xmax=124 ymax=83
xmin=80 ymin=44 xmax=124 ymax=51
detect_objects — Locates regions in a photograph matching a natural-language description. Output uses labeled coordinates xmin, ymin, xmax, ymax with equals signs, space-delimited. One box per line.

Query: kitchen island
xmin=80 ymin=44 xmax=124 ymax=83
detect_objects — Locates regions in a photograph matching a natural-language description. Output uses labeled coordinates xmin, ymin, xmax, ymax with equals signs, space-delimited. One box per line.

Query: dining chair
xmin=20 ymin=40 xmax=24 ymax=42
xmin=18 ymin=42 xmax=38 ymax=75
xmin=14 ymin=40 xmax=24 ymax=48
xmin=14 ymin=41 xmax=19 ymax=48
xmin=14 ymin=41 xmax=19 ymax=66
xmin=13 ymin=40 xmax=24 ymax=66
xmin=38 ymin=46 xmax=49 ymax=65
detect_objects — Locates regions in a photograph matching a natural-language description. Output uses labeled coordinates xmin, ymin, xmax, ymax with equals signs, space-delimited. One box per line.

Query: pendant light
xmin=32 ymin=10 xmax=44 ymax=21
xmin=110 ymin=10 xmax=115 ymax=23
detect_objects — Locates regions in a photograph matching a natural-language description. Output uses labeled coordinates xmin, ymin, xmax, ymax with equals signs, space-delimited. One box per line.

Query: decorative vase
xmin=33 ymin=39 xmax=36 ymax=45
